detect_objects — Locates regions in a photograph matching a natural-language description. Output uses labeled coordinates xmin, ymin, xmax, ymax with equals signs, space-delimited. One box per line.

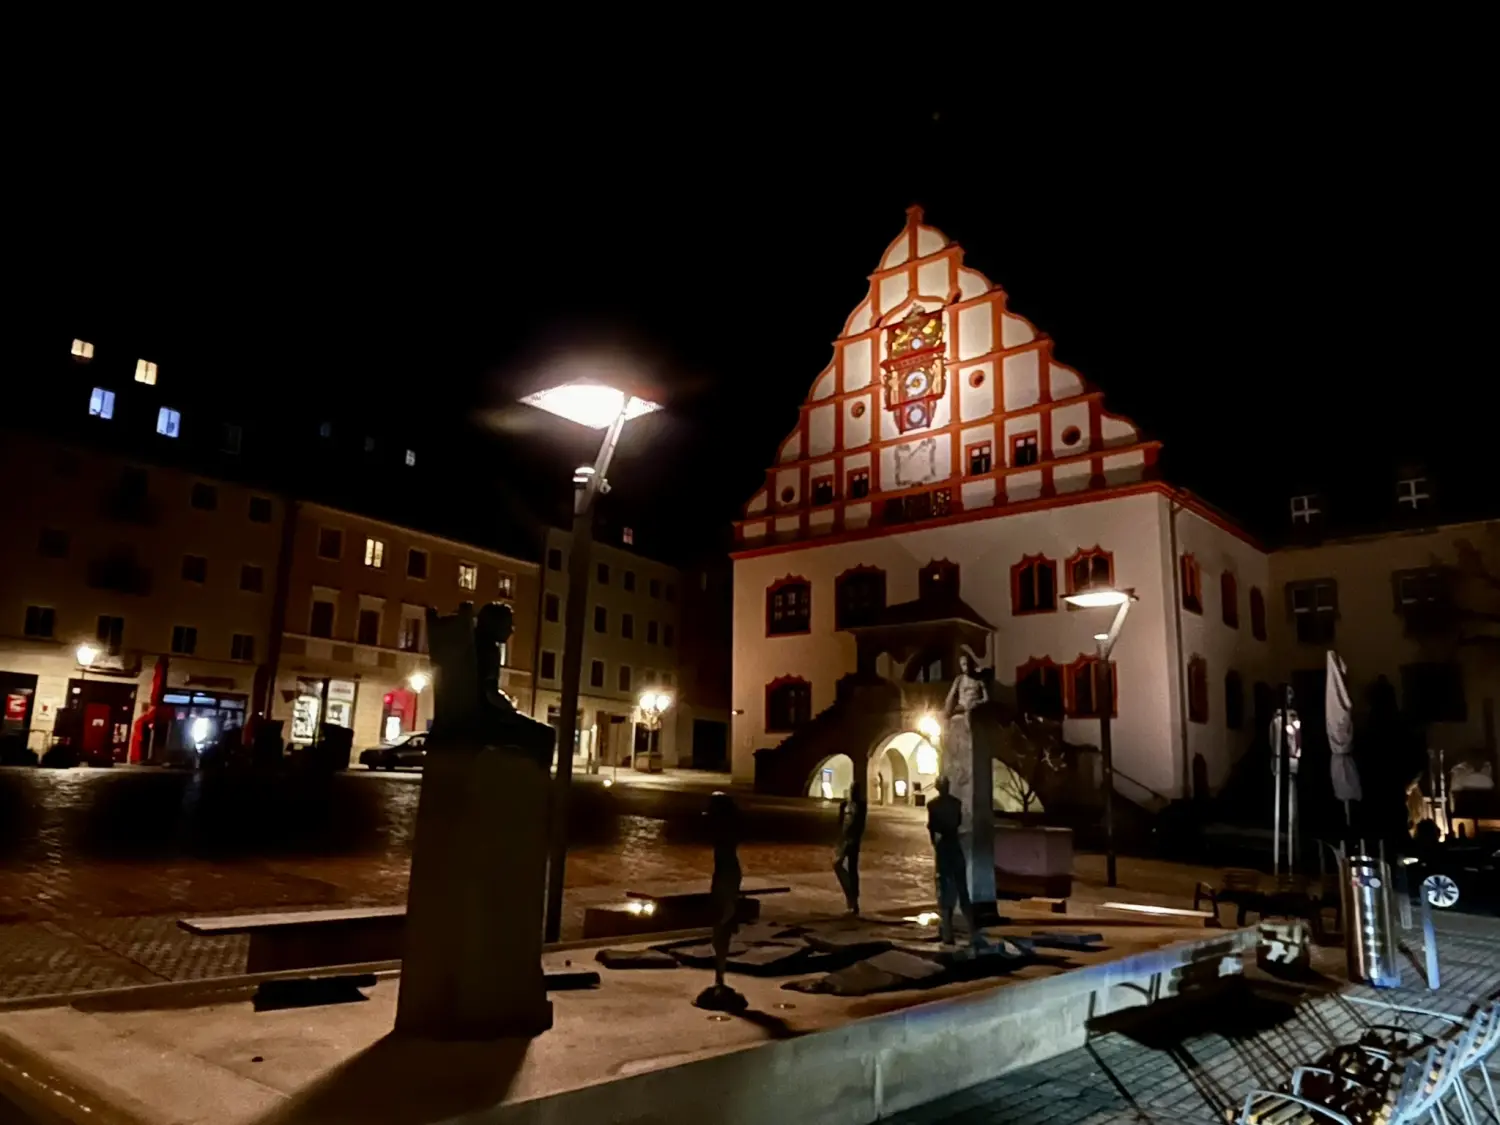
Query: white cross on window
xmin=1397 ymin=477 xmax=1429 ymax=509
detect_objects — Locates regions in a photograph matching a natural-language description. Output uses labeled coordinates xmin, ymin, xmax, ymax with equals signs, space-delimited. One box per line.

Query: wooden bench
xmin=583 ymin=884 xmax=791 ymax=940
xmin=179 ymin=906 xmax=408 ymax=974
xmin=1193 ymin=870 xmax=1341 ymax=939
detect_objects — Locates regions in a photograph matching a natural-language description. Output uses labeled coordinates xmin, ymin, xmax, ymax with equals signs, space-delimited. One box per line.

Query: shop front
xmin=290 ymin=676 xmax=359 ymax=745
xmin=1 ymin=671 xmax=37 ymax=760
xmin=157 ymin=690 xmax=248 ymax=762
xmin=59 ymin=678 xmax=137 ymax=765
xmin=380 ymin=687 xmax=419 ymax=744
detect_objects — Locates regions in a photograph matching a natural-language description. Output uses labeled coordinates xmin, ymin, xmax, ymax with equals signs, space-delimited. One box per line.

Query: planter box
xmin=994 ymin=822 xmax=1073 ymax=900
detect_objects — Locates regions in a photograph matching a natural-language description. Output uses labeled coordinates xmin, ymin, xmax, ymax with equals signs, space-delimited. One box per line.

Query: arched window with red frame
xmin=1250 ymin=586 xmax=1267 ymax=641
xmin=1187 ymin=654 xmax=1209 ymax=723
xmin=1015 ymin=657 xmax=1063 ymax=718
xmin=765 ymin=676 xmax=812 ymax=732
xmin=1180 ymin=554 xmax=1203 ymax=614
xmin=766 ymin=576 xmax=811 ymax=636
xmin=1011 ymin=555 xmax=1057 ymax=615
xmin=1065 ymin=654 xmax=1117 ymax=718
xmin=919 ymin=559 xmax=960 ymax=601
xmin=834 ymin=566 xmax=886 ymax=630
xmin=1221 ymin=571 xmax=1239 ymax=628
xmin=1064 ymin=547 xmax=1113 ymax=597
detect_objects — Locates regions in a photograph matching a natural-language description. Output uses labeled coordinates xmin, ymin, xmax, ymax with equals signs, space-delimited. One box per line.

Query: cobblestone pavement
xmin=889 ymin=910 xmax=1500 ymax=1125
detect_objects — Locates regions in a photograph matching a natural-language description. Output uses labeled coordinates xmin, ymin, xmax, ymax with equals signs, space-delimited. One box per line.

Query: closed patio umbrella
xmin=1326 ymin=651 xmax=1361 ymax=820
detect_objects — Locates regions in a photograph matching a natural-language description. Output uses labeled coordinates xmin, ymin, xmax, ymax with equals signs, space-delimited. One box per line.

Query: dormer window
xmin=134 ymin=359 xmax=158 ymax=385
xmin=1397 ymin=476 xmax=1430 ymax=510
xmin=1290 ymin=494 xmax=1321 ymax=525
xmin=72 ymin=339 xmax=95 ymax=360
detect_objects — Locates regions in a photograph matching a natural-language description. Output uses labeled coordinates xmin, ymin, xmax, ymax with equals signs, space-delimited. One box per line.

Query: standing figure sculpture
xmin=943 ymin=652 xmax=990 ymax=720
xmin=694 ymin=791 xmax=748 ymax=1013
xmin=833 ymin=778 xmax=867 ymax=915
xmin=928 ymin=776 xmax=979 ymax=947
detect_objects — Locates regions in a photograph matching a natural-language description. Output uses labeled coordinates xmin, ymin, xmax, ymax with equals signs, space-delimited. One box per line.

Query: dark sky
xmin=20 ymin=62 xmax=1491 ymax=560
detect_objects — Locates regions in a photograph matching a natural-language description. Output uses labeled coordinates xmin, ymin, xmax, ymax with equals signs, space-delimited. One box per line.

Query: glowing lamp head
xmin=407 ymin=671 xmax=430 ymax=693
xmin=638 ymin=690 xmax=673 ymax=716
xmin=520 ymin=381 xmax=660 ymax=430
xmin=190 ymin=717 xmax=211 ymax=746
xmin=1063 ymin=589 xmax=1132 ymax=609
xmin=75 ymin=643 xmax=99 ymax=667
xmin=916 ymin=713 xmax=942 ymax=742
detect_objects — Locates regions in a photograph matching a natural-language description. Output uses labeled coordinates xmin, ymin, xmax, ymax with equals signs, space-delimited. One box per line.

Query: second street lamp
xmin=521 ymin=379 xmax=661 ymax=943
xmin=1060 ymin=586 xmax=1137 ymax=888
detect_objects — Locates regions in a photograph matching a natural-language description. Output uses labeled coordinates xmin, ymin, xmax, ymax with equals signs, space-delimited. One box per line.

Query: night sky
xmin=20 ymin=74 xmax=1491 ymax=562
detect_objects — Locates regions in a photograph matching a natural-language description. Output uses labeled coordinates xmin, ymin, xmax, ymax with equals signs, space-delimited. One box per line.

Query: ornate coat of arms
xmin=882 ymin=307 xmax=946 ymax=434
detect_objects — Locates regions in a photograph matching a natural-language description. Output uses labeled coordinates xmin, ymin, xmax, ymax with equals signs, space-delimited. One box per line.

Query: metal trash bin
xmin=1340 ymin=853 xmax=1400 ymax=987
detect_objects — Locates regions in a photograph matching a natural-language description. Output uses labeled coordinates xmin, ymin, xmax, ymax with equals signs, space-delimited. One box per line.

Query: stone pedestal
xmin=395 ymin=747 xmax=553 ymax=1039
xmin=947 ymin=702 xmax=999 ymax=916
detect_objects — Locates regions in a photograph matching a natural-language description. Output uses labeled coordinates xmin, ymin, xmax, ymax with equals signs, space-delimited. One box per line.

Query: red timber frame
xmin=1010 ymin=554 xmax=1057 ymax=615
xmin=1064 ymin=655 xmax=1118 ymax=718
xmin=765 ymin=575 xmax=811 ymax=637
xmin=764 ymin=675 xmax=812 ymax=733
xmin=1063 ymin=546 xmax=1114 ymax=598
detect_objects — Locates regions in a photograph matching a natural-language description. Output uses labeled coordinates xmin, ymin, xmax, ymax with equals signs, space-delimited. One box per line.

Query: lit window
xmin=364 ymin=538 xmax=385 ymax=568
xmin=72 ymin=339 xmax=95 ymax=360
xmin=622 ymin=527 xmax=634 ymax=544
xmin=135 ymin=359 xmax=158 ymax=385
xmin=497 ymin=572 xmax=515 ymax=598
xmin=89 ymin=387 xmax=115 ymax=419
xmin=156 ymin=407 xmax=181 ymax=438
xmin=405 ymin=449 xmax=416 ymax=467
xmin=1290 ymin=494 xmax=1320 ymax=524
xmin=458 ymin=563 xmax=477 ymax=590
xmin=1397 ymin=477 xmax=1430 ymax=510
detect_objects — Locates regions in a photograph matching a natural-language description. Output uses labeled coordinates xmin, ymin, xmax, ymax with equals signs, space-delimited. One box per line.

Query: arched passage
xmin=807 ymin=753 xmax=855 ymax=800
xmin=869 ymin=730 xmax=940 ymax=804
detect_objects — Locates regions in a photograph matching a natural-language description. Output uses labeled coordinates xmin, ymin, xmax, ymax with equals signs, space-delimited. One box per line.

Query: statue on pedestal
xmin=943 ymin=653 xmax=990 ymax=721
xmin=694 ymin=791 xmax=748 ymax=1013
xmin=928 ymin=775 xmax=979 ymax=947
xmin=833 ymin=778 xmax=867 ymax=915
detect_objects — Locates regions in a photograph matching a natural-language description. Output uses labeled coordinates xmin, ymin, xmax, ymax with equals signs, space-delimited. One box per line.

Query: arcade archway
xmin=807 ymin=753 xmax=855 ymax=800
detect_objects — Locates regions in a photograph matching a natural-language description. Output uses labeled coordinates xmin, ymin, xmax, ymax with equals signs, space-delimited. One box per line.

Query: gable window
xmin=1397 ymin=477 xmax=1429 ymax=510
xmin=135 ymin=358 xmax=158 ymax=385
xmin=24 ymin=606 xmax=55 ymax=638
xmin=1015 ymin=658 xmax=1063 ymax=719
xmin=240 ymin=564 xmax=264 ymax=593
xmin=1288 ymin=579 xmax=1337 ymax=644
xmin=364 ymin=538 xmax=386 ymax=568
xmin=1187 ymin=655 xmax=1209 ymax=723
xmin=767 ymin=577 xmax=811 ymax=635
xmin=357 ymin=608 xmax=381 ymax=646
xmin=540 ymin=651 xmax=557 ymax=680
xmin=623 ymin=570 xmax=636 ymax=593
xmin=765 ymin=677 xmax=812 ymax=732
xmin=647 ymin=620 xmax=660 ymax=644
xmin=812 ymin=476 xmax=834 ymax=506
xmin=1011 ymin=433 xmax=1039 ymax=467
xmin=248 ymin=496 xmax=272 ymax=523
xmin=622 ymin=527 xmax=634 ymax=545
xmin=621 ymin=613 xmax=634 ymax=640
xmin=1180 ymin=554 xmax=1203 ymax=614
xmin=967 ymin=441 xmax=993 ymax=475
xmin=405 ymin=449 xmax=416 ymax=467
xmin=156 ymin=407 xmax=181 ymax=438
xmin=1225 ymin=670 xmax=1245 ymax=731
xmin=38 ymin=528 xmax=70 ymax=559
xmin=1065 ymin=547 xmax=1113 ymax=597
xmin=1250 ymin=587 xmax=1267 ymax=641
xmin=317 ymin=528 xmax=343 ymax=560
xmin=72 ymin=338 xmax=95 ymax=360
xmin=88 ymin=387 xmax=116 ymax=419
xmin=407 ymin=549 xmax=428 ymax=579
xmin=222 ymin=424 xmax=243 ymax=455
xmin=1290 ymin=494 xmax=1321 ymax=525
xmin=191 ymin=483 xmax=218 ymax=511
xmin=181 ymin=555 xmax=208 ymax=583
xmin=1011 ymin=555 xmax=1057 ymax=615
xmin=497 ymin=573 xmax=515 ymax=599
xmin=589 ymin=660 xmax=605 ymax=689
xmin=96 ymin=615 xmax=125 ymax=654
xmin=1066 ymin=656 xmax=1116 ymax=718
xmin=594 ymin=606 xmax=607 ymax=634
xmin=597 ymin=562 xmax=610 ymax=585
xmin=458 ymin=562 xmax=477 ymax=590
xmin=835 ymin=566 xmax=887 ymax=630
xmin=544 ymin=593 xmax=560 ymax=622
xmin=847 ymin=467 xmax=870 ymax=500
xmin=919 ymin=559 xmax=960 ymax=601
xmin=231 ymin=634 xmax=256 ymax=662
xmin=618 ymin=665 xmax=632 ymax=693
xmin=171 ymin=625 xmax=198 ymax=656
xmin=1400 ymin=662 xmax=1466 ymax=723
xmin=1221 ymin=571 xmax=1239 ymax=628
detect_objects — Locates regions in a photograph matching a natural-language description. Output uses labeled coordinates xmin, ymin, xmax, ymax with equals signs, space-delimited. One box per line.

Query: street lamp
xmin=522 ymin=378 xmax=662 ymax=943
xmin=634 ymin=689 xmax=673 ymax=783
xmin=407 ymin=670 xmax=430 ymax=694
xmin=1060 ymin=586 xmax=1137 ymax=888
xmin=75 ymin=643 xmax=99 ymax=672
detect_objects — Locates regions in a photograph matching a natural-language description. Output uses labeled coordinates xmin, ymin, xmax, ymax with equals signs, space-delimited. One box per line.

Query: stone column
xmin=945 ymin=700 xmax=998 ymax=918
xmin=395 ymin=746 xmax=553 ymax=1039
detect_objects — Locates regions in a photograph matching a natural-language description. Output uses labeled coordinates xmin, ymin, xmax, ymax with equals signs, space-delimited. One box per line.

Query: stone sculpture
xmin=943 ymin=652 xmax=990 ymax=719
xmin=942 ymin=652 xmax=998 ymax=918
xmin=927 ymin=776 xmax=980 ymax=947
xmin=395 ymin=602 xmax=557 ymax=1039
xmin=833 ymin=778 xmax=867 ymax=915
xmin=694 ymin=791 xmax=748 ymax=1013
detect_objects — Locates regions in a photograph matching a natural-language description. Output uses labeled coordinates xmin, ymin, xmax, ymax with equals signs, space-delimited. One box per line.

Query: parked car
xmin=1414 ymin=840 xmax=1498 ymax=913
xmin=359 ymin=732 xmax=428 ymax=771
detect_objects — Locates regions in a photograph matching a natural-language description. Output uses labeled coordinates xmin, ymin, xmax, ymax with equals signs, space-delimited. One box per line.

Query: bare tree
xmin=992 ymin=719 xmax=1066 ymax=815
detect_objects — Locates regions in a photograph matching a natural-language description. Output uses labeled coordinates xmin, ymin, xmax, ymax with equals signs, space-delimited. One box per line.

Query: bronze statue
xmin=694 ymin=791 xmax=748 ymax=1013
xmin=833 ymin=778 xmax=867 ymax=915
xmin=426 ymin=603 xmax=554 ymax=765
xmin=927 ymin=775 xmax=979 ymax=947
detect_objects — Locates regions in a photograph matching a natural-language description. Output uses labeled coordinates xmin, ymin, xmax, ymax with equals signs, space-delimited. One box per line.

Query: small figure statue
xmin=694 ymin=791 xmax=748 ymax=1013
xmin=943 ymin=652 xmax=990 ymax=720
xmin=425 ymin=603 xmax=554 ymax=766
xmin=927 ymin=775 xmax=979 ymax=947
xmin=833 ymin=778 xmax=867 ymax=915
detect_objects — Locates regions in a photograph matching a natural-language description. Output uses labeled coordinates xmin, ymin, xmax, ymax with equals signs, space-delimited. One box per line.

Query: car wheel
xmin=1423 ymin=872 xmax=1461 ymax=909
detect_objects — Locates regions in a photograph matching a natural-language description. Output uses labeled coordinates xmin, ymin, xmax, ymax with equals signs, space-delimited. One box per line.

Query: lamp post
xmin=1060 ymin=587 xmax=1137 ymax=888
xmin=521 ymin=380 xmax=660 ymax=943
xmin=635 ymin=689 xmax=673 ymax=784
